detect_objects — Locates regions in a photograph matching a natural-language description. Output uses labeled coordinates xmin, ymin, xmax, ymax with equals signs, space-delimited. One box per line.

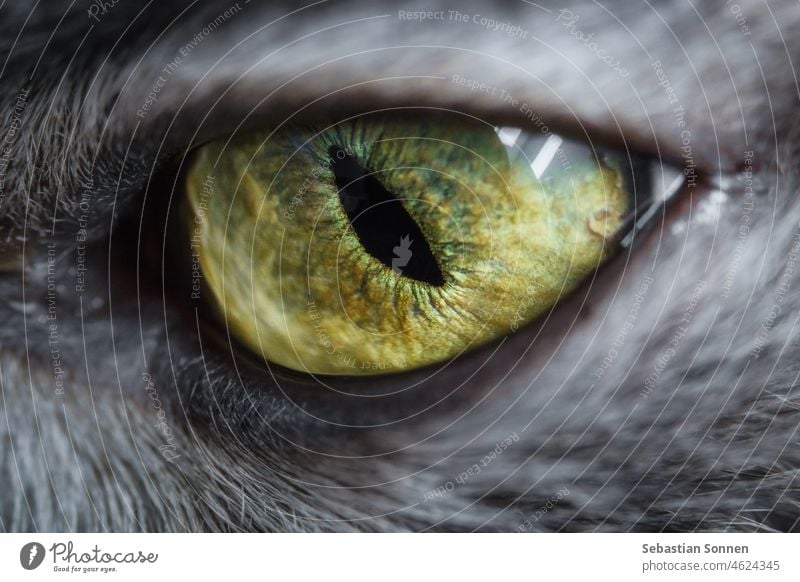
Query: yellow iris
xmin=186 ymin=112 xmax=630 ymax=375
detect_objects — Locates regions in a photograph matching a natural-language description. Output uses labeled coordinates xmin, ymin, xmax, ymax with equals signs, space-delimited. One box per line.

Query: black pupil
xmin=329 ymin=146 xmax=445 ymax=286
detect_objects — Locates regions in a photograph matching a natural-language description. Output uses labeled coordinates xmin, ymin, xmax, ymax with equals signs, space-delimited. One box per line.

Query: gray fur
xmin=1 ymin=0 xmax=799 ymax=531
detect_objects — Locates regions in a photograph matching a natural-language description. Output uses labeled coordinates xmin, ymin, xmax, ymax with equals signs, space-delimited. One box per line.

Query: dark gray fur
xmin=1 ymin=0 xmax=799 ymax=531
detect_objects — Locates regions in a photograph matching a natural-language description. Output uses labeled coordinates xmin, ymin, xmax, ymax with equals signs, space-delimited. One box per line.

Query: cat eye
xmin=183 ymin=110 xmax=666 ymax=376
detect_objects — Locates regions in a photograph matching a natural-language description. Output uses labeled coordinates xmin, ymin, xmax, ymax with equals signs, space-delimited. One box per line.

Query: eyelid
xmin=619 ymin=165 xmax=685 ymax=249
xmin=159 ymin=90 xmax=664 ymax=166
xmin=126 ymin=62 xmax=691 ymax=176
xmin=53 ymin=86 xmax=691 ymax=261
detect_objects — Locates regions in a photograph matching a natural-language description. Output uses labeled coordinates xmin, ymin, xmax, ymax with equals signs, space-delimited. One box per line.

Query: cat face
xmin=0 ymin=0 xmax=798 ymax=531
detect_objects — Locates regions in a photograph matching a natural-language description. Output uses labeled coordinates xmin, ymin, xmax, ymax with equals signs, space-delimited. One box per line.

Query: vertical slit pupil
xmin=329 ymin=146 xmax=445 ymax=286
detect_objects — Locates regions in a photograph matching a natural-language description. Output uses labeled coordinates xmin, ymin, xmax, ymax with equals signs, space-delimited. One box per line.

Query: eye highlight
xmin=186 ymin=112 xmax=633 ymax=376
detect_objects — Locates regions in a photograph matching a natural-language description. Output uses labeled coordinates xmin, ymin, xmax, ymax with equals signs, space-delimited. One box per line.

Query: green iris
xmin=186 ymin=112 xmax=630 ymax=375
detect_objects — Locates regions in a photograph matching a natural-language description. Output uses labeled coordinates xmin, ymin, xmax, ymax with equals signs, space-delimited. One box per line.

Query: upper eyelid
xmin=115 ymin=35 xmax=715 ymax=177
xmin=120 ymin=92 xmax=674 ymax=199
xmin=63 ymin=90 xmax=690 ymax=245
xmin=145 ymin=77 xmax=655 ymax=161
